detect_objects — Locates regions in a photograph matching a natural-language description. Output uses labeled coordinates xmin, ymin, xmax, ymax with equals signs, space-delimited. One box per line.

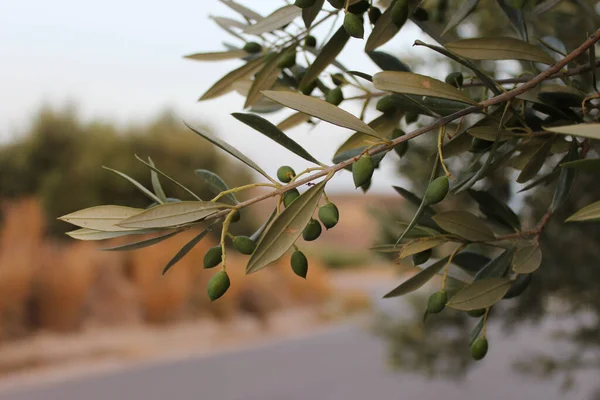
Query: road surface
xmin=0 ymin=314 xmax=596 ymax=400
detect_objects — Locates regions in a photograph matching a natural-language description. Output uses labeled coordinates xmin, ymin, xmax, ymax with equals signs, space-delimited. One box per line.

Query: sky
xmin=1 ymin=0 xmax=447 ymax=194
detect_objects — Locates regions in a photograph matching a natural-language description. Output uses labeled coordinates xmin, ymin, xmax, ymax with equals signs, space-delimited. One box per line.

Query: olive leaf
xmin=373 ymin=72 xmax=476 ymax=104
xmin=560 ymin=159 xmax=600 ymax=172
xmin=232 ymin=113 xmax=324 ymax=165
xmin=134 ymin=155 xmax=202 ymax=201
xmin=367 ymin=51 xmax=411 ymax=72
xmin=184 ymin=50 xmax=248 ymax=62
xmin=383 ymin=256 xmax=451 ymax=298
xmin=452 ymin=251 xmax=491 ymax=275
xmin=246 ymin=179 xmax=327 ymax=274
xmin=243 ymin=5 xmax=301 ymax=35
xmin=334 ymin=113 xmax=400 ymax=161
xmin=102 ymin=166 xmax=163 ymax=204
xmin=495 ymin=0 xmax=528 ymax=40
xmin=277 ymin=112 xmax=310 ymax=131
xmin=211 ymin=16 xmax=247 ymax=30
xmin=443 ymin=132 xmax=473 ymax=158
xmin=262 ymin=91 xmax=381 ymax=138
xmin=473 ymin=248 xmax=515 ymax=280
xmin=503 ymin=273 xmax=532 ymax=299
xmin=544 ymin=123 xmax=600 ymax=140
xmin=467 ymin=126 xmax=512 ymax=141
xmin=516 ymin=135 xmax=554 ymax=183
xmin=469 ymin=317 xmax=485 ymax=346
xmin=447 ymin=277 xmax=512 ymax=311
xmin=468 ymin=190 xmax=521 ymax=231
xmin=59 ymin=206 xmax=145 ymax=232
xmin=551 ymin=139 xmax=579 ymax=212
xmin=432 ymin=211 xmax=496 ymax=242
xmin=220 ymin=0 xmax=263 ymax=21
xmin=194 ymin=169 xmax=238 ymax=204
xmin=302 ymin=0 xmax=324 ymax=28
xmin=392 ymin=186 xmax=435 ymax=217
xmin=185 ymin=122 xmax=275 ymax=183
xmin=512 ymin=244 xmax=542 ymax=274
xmin=365 ymin=4 xmax=401 ymax=52
xmin=445 ymin=37 xmax=555 ymax=64
xmin=250 ymin=208 xmax=278 ymax=243
xmin=163 ymin=226 xmax=214 ymax=275
xmin=244 ymin=52 xmax=284 ymax=109
xmin=147 ymin=157 xmax=167 ymax=204
xmin=199 ymin=56 xmax=265 ymax=101
xmin=100 ymin=229 xmax=184 ymax=252
xmin=398 ymin=236 xmax=455 ymax=259
xmin=300 ymin=27 xmax=350 ymax=92
xmin=441 ymin=0 xmax=480 ymax=36
xmin=117 ymin=201 xmax=231 ymax=229
xmin=566 ymin=200 xmax=600 ymax=222
xmin=66 ymin=228 xmax=159 ymax=241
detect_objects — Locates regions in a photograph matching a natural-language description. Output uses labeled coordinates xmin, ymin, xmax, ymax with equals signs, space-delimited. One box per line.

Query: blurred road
xmin=0 ymin=314 xmax=596 ymax=400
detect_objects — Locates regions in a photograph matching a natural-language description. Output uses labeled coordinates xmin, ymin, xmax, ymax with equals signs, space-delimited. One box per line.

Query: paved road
xmin=0 ymin=316 xmax=596 ymax=400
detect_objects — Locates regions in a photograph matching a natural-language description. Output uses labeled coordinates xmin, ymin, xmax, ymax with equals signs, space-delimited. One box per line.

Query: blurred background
xmin=1 ymin=0 xmax=600 ymax=399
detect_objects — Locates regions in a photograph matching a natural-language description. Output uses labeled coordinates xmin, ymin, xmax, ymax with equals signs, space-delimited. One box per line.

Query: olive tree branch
xmin=202 ymin=29 xmax=600 ymax=223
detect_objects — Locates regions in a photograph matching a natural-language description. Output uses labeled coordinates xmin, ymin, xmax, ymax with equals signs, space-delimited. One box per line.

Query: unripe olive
xmin=331 ymin=73 xmax=345 ymax=86
xmin=391 ymin=0 xmax=409 ymax=28
xmin=327 ymin=0 xmax=345 ymax=9
xmin=302 ymin=80 xmax=318 ymax=95
xmin=305 ymin=35 xmax=317 ymax=48
xmin=233 ymin=236 xmax=256 ymax=255
xmin=426 ymin=290 xmax=447 ymax=314
xmin=207 ymin=271 xmax=230 ymax=301
xmin=343 ymin=13 xmax=364 ymax=39
xmin=283 ymin=188 xmax=301 ymax=208
xmin=203 ymin=245 xmax=223 ymax=269
xmin=318 ymin=203 xmax=339 ymax=230
xmin=302 ymin=218 xmax=322 ymax=241
xmin=278 ymin=51 xmax=297 ymax=69
xmin=230 ymin=209 xmax=241 ymax=223
xmin=376 ymin=95 xmax=397 ymax=114
xmin=291 ymin=250 xmax=308 ymax=278
xmin=243 ymin=42 xmax=263 ymax=54
xmin=360 ymin=178 xmax=372 ymax=193
xmin=391 ymin=128 xmax=408 ymax=158
xmin=295 ymin=0 xmax=317 ymax=8
xmin=470 ymin=137 xmax=493 ymax=153
xmin=423 ymin=176 xmax=449 ymax=206
xmin=467 ymin=309 xmax=486 ymax=318
xmin=405 ymin=112 xmax=419 ymax=124
xmin=445 ymin=72 xmax=464 ymax=88
xmin=326 ymin=87 xmax=344 ymax=105
xmin=412 ymin=249 xmax=432 ymax=266
xmin=277 ymin=166 xmax=296 ymax=183
xmin=352 ymin=155 xmax=374 ymax=188
xmin=471 ymin=337 xmax=489 ymax=360
xmin=348 ymin=0 xmax=370 ymax=14
xmin=412 ymin=7 xmax=429 ymax=21
xmin=368 ymin=6 xmax=382 ymax=24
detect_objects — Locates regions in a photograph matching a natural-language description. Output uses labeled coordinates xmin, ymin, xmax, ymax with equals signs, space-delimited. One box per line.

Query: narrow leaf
xmin=101 ymin=229 xmax=184 ymax=252
xmin=365 ymin=4 xmax=401 ymax=52
xmin=220 ymin=0 xmax=263 ymax=21
xmin=163 ymin=227 xmax=213 ymax=275
xmin=103 ymin=167 xmax=162 ymax=204
xmin=134 ymin=155 xmax=202 ymax=201
xmin=566 ymin=200 xmax=600 ymax=222
xmin=59 ymin=206 xmax=144 ymax=232
xmin=516 ymin=136 xmax=554 ymax=183
xmin=468 ymin=190 xmax=521 ymax=231
xmin=199 ymin=56 xmax=265 ymax=101
xmin=398 ymin=236 xmax=453 ymax=259
xmin=300 ymin=27 xmax=349 ymax=92
xmin=334 ymin=113 xmax=401 ymax=160
xmin=302 ymin=0 xmax=324 ymax=28
xmin=250 ymin=208 xmax=278 ymax=243
xmin=544 ymin=124 xmax=600 ymax=140
xmin=66 ymin=228 xmax=158 ymax=241
xmin=277 ymin=112 xmax=310 ymax=131
xmin=232 ymin=113 xmax=323 ymax=165
xmin=432 ymin=211 xmax=496 ymax=242
xmin=246 ymin=180 xmax=327 ymax=274
xmin=185 ymin=122 xmax=275 ymax=183
xmin=373 ymin=71 xmax=476 ymax=104
xmin=184 ymin=50 xmax=248 ymax=62
xmin=367 ymin=51 xmax=411 ymax=72
xmin=473 ymin=248 xmax=515 ymax=280
xmin=245 ymin=52 xmax=284 ymax=109
xmin=441 ymin=0 xmax=480 ymax=36
xmin=447 ymin=277 xmax=512 ymax=311
xmin=262 ymin=91 xmax=381 ymax=138
xmin=561 ymin=159 xmax=600 ymax=172
xmin=243 ymin=5 xmax=302 ymax=35
xmin=551 ymin=139 xmax=579 ymax=212
xmin=512 ymin=244 xmax=542 ymax=274
xmin=118 ymin=201 xmax=230 ymax=229
xmin=445 ymin=37 xmax=554 ymax=64
xmin=148 ymin=158 xmax=167 ymax=203
xmin=383 ymin=256 xmax=451 ymax=298
xmin=392 ymin=186 xmax=435 ymax=216
xmin=194 ymin=169 xmax=238 ymax=204
xmin=452 ymin=251 xmax=491 ymax=275
xmin=496 ymin=0 xmax=528 ymax=40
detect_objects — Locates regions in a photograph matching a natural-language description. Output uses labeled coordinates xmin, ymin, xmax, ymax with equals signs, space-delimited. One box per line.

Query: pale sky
xmin=1 ymin=0 xmax=446 ymax=193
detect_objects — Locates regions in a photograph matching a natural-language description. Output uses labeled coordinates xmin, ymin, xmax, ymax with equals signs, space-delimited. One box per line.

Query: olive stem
xmin=211 ymin=183 xmax=280 ymax=202
xmin=437 ymin=125 xmax=454 ymax=180
xmin=219 ymin=210 xmax=237 ymax=271
xmin=442 ymin=244 xmax=466 ymax=290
